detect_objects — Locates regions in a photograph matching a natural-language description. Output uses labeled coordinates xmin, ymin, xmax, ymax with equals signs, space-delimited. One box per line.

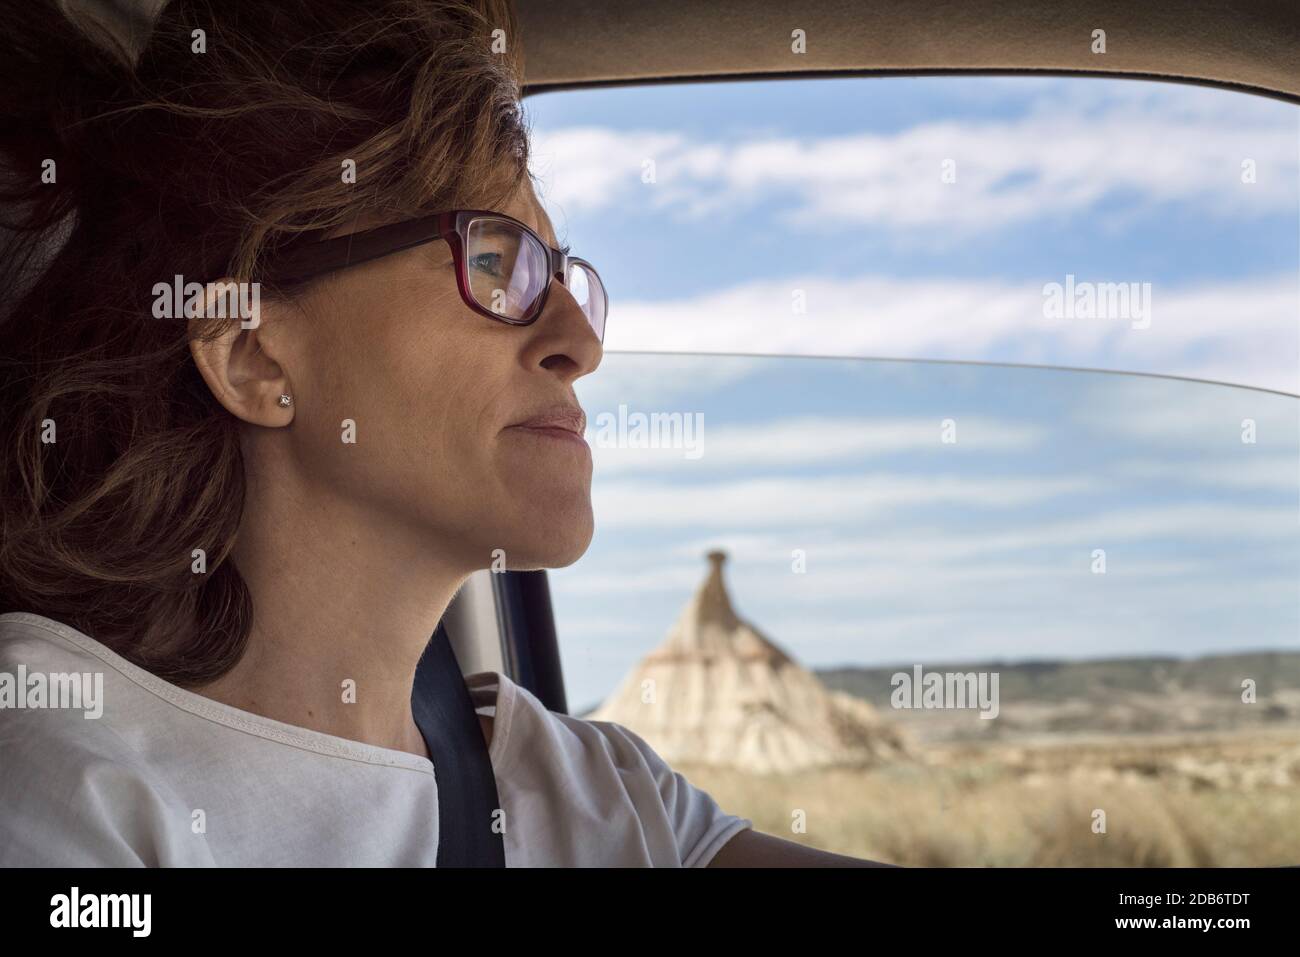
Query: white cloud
xmin=1114 ymin=456 xmax=1300 ymax=493
xmin=530 ymin=128 xmax=688 ymax=218
xmin=596 ymin=273 xmax=1299 ymax=395
xmin=529 ymin=91 xmax=1297 ymax=233
xmin=574 ymin=353 xmax=764 ymax=412
xmin=551 ymin=484 xmax=1300 ymax=701
xmin=1074 ymin=374 xmax=1300 ymax=441
xmin=575 ymin=500 xmax=1299 ymax=583
xmin=584 ymin=414 xmax=1044 ymax=475
xmin=591 ymin=471 xmax=1089 ymax=530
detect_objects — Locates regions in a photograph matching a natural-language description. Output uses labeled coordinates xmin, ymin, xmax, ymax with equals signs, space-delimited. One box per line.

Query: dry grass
xmin=677 ymin=728 xmax=1300 ymax=866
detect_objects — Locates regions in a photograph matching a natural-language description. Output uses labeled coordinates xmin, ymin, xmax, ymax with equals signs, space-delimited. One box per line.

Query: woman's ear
xmin=188 ymin=279 xmax=295 ymax=427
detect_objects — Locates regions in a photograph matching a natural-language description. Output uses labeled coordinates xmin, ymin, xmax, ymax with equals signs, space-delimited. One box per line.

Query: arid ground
xmin=680 ymin=726 xmax=1300 ymax=866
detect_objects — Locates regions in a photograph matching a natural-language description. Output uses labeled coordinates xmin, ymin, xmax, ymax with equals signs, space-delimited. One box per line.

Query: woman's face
xmin=260 ymin=177 xmax=602 ymax=573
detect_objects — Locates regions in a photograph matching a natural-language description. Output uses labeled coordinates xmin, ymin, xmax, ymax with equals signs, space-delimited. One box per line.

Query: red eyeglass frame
xmin=255 ymin=208 xmax=607 ymax=340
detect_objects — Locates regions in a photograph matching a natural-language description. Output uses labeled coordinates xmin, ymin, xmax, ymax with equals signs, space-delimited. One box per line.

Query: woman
xmin=0 ymin=0 xmax=885 ymax=867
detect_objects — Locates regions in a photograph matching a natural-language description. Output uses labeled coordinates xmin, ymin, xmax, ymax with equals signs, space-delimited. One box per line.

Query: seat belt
xmin=411 ymin=622 xmax=506 ymax=867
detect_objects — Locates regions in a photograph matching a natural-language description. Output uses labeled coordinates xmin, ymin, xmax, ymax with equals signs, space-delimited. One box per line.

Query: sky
xmin=521 ymin=76 xmax=1300 ymax=712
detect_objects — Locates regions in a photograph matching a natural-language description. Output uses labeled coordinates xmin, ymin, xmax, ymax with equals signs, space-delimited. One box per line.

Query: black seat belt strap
xmin=411 ymin=622 xmax=506 ymax=867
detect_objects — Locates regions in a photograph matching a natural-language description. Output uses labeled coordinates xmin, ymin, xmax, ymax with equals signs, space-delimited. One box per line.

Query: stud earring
xmin=278 ymin=394 xmax=292 ymax=407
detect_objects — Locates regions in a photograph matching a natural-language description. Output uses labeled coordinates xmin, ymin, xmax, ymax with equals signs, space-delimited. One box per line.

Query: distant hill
xmin=814 ymin=650 xmax=1300 ymax=741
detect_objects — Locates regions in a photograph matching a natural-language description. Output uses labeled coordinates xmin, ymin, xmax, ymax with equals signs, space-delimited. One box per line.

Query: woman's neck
xmin=193 ymin=461 xmax=472 ymax=759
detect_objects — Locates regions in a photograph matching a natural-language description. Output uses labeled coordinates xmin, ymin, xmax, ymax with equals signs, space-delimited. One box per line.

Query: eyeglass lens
xmin=465 ymin=218 xmax=606 ymax=338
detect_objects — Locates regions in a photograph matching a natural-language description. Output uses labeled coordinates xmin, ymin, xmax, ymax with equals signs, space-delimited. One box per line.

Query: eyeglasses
xmin=256 ymin=209 xmax=607 ymax=342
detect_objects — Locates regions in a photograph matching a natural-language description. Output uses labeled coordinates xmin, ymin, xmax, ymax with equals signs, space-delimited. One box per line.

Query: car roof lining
xmin=521 ymin=67 xmax=1300 ymax=109
xmin=94 ymin=1 xmax=1300 ymax=105
xmin=515 ymin=0 xmax=1300 ymax=103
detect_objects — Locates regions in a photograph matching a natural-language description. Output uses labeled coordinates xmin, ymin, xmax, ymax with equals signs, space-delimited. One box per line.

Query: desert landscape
xmin=677 ymin=726 xmax=1300 ymax=866
xmin=581 ymin=552 xmax=1300 ymax=866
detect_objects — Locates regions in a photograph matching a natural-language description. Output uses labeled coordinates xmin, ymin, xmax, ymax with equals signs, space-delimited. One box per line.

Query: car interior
xmin=48 ymin=0 xmax=1300 ymax=869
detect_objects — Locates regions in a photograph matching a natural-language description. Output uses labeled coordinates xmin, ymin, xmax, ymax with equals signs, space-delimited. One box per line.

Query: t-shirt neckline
xmin=0 ymin=611 xmax=515 ymax=776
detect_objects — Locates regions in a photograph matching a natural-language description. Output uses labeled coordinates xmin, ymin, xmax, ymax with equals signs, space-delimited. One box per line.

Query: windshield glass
xmin=530 ymin=76 xmax=1300 ymax=866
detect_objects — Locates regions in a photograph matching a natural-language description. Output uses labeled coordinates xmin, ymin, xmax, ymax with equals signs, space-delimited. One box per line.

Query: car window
xmin=528 ymin=76 xmax=1300 ymax=866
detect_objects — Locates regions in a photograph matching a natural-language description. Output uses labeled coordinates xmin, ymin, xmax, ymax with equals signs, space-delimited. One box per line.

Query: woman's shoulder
xmin=0 ymin=612 xmax=121 ymax=736
xmin=0 ymin=612 xmax=197 ymax=865
xmin=472 ymin=667 xmax=753 ymax=867
xmin=468 ymin=666 xmax=690 ymax=780
xmin=0 ymin=611 xmax=175 ymax=769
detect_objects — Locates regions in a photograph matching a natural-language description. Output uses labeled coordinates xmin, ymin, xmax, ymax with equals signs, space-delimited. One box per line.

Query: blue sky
xmin=522 ymin=76 xmax=1300 ymax=711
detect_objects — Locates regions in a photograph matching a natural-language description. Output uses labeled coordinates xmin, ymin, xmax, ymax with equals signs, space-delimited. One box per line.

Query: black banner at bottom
xmin=1 ymin=866 xmax=1291 ymax=942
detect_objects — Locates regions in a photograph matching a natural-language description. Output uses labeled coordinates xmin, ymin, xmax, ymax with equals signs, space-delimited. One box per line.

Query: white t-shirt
xmin=0 ymin=612 xmax=752 ymax=867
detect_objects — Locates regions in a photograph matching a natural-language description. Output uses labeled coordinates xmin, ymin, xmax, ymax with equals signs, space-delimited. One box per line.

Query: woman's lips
xmin=506 ymin=405 xmax=589 ymax=449
xmin=506 ymin=424 xmax=589 ymax=448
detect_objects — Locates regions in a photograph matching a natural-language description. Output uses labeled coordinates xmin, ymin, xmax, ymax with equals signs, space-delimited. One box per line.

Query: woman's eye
xmin=469 ymin=251 xmax=504 ymax=276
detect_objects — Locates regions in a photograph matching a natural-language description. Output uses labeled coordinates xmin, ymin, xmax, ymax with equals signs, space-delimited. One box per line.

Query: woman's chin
xmin=482 ymin=500 xmax=593 ymax=570
xmin=544 ymin=525 xmax=594 ymax=568
xmin=523 ymin=513 xmax=594 ymax=569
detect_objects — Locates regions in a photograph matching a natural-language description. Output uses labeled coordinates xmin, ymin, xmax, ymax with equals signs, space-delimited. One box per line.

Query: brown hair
xmin=0 ymin=0 xmax=531 ymax=686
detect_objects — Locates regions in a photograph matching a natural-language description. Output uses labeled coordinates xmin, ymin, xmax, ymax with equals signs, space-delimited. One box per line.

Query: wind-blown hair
xmin=0 ymin=0 xmax=531 ymax=685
